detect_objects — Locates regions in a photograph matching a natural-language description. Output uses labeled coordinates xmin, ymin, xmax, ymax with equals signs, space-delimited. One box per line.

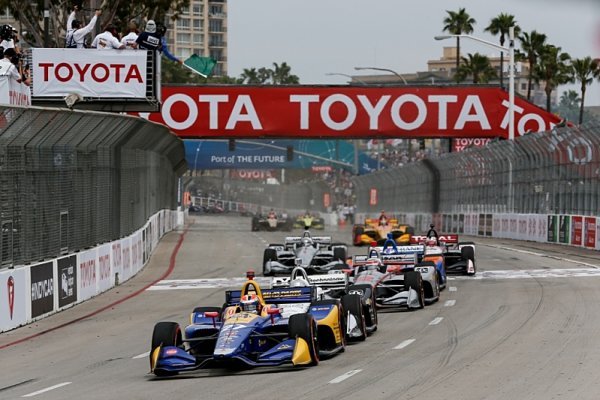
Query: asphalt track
xmin=2 ymin=214 xmax=600 ymax=400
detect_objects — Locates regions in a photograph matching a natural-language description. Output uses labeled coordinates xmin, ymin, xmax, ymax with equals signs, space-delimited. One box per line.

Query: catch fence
xmin=0 ymin=106 xmax=186 ymax=268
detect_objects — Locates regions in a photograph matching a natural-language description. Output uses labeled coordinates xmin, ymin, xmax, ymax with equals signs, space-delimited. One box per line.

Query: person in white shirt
xmin=0 ymin=25 xmax=19 ymax=52
xmin=66 ymin=7 xmax=101 ymax=48
xmin=91 ymin=24 xmax=125 ymax=50
xmin=0 ymin=48 xmax=22 ymax=83
xmin=120 ymin=20 xmax=139 ymax=49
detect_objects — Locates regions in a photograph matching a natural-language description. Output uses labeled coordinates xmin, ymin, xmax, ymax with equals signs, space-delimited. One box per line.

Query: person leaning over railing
xmin=91 ymin=24 xmax=125 ymax=50
xmin=135 ymin=20 xmax=182 ymax=64
xmin=66 ymin=6 xmax=101 ymax=49
xmin=0 ymin=48 xmax=23 ymax=83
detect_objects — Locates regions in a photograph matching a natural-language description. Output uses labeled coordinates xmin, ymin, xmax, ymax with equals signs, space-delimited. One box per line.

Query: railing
xmin=352 ymin=119 xmax=600 ymax=216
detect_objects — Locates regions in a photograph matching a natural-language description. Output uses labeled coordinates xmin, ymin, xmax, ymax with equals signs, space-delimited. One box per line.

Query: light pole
xmin=434 ymin=27 xmax=515 ymax=141
xmin=325 ymin=72 xmax=368 ymax=85
xmin=354 ymin=66 xmax=408 ymax=84
xmin=193 ymin=142 xmax=201 ymax=176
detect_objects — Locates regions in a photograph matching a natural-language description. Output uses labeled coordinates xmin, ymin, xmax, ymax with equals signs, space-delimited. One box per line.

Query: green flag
xmin=183 ymin=55 xmax=217 ymax=78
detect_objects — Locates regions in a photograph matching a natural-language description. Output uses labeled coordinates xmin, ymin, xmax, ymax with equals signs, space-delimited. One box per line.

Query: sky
xmin=228 ymin=0 xmax=600 ymax=107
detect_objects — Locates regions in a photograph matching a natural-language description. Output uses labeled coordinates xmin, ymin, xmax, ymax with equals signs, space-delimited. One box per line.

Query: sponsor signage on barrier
xmin=121 ymin=237 xmax=132 ymax=281
xmin=132 ymin=230 xmax=143 ymax=273
xmin=584 ymin=217 xmax=596 ymax=249
xmin=559 ymin=215 xmax=571 ymax=244
xmin=112 ymin=240 xmax=123 ymax=283
xmin=30 ymin=262 xmax=54 ymax=319
xmin=32 ymin=49 xmax=148 ymax=98
xmin=0 ymin=77 xmax=31 ymax=106
xmin=369 ymin=188 xmax=377 ymax=206
xmin=323 ymin=193 xmax=330 ymax=208
xmin=571 ymin=216 xmax=583 ymax=246
xmin=478 ymin=214 xmax=493 ymax=237
xmin=230 ymin=170 xmax=275 ymax=180
xmin=0 ymin=268 xmax=27 ymax=331
xmin=78 ymin=249 xmax=97 ymax=301
xmin=142 ymin=86 xmax=561 ymax=139
xmin=57 ymin=255 xmax=77 ymax=308
xmin=547 ymin=215 xmax=558 ymax=242
xmin=98 ymin=244 xmax=112 ymax=293
xmin=452 ymin=138 xmax=491 ymax=152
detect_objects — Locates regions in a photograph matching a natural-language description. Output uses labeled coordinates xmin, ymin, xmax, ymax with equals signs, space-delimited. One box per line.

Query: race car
xmin=293 ymin=212 xmax=325 ymax=230
xmin=251 ymin=210 xmax=293 ymax=231
xmin=149 ymin=276 xmax=346 ymax=376
xmin=351 ymin=239 xmax=440 ymax=309
xmin=411 ymin=224 xmax=476 ymax=276
xmin=352 ymin=217 xmax=414 ymax=246
xmin=272 ymin=266 xmax=378 ymax=340
xmin=263 ymin=230 xmax=348 ymax=276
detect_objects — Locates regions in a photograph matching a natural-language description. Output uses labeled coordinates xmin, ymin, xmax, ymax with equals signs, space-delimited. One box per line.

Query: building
xmin=166 ymin=0 xmax=228 ymax=77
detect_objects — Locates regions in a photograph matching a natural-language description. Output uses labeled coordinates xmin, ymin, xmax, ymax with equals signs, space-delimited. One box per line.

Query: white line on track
xmin=329 ymin=369 xmax=363 ymax=384
xmin=449 ymin=286 xmax=457 ymax=292
xmin=483 ymin=244 xmax=600 ymax=269
xmin=429 ymin=317 xmax=444 ymax=325
xmin=133 ymin=351 xmax=150 ymax=359
xmin=444 ymin=300 xmax=456 ymax=307
xmin=394 ymin=339 xmax=416 ymax=349
xmin=22 ymin=382 xmax=72 ymax=397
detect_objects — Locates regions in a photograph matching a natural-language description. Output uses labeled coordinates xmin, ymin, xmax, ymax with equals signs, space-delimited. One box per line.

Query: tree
xmin=519 ymin=30 xmax=547 ymax=101
xmin=1 ymin=0 xmax=189 ymax=48
xmin=570 ymin=56 xmax=599 ymax=124
xmin=271 ymin=62 xmax=299 ymax=84
xmin=240 ymin=68 xmax=263 ymax=84
xmin=238 ymin=63 xmax=299 ymax=85
xmin=484 ymin=13 xmax=520 ymax=89
xmin=443 ymin=8 xmax=476 ymax=82
xmin=457 ymin=53 xmax=497 ymax=83
xmin=534 ymin=44 xmax=571 ymax=113
xmin=556 ymin=90 xmax=581 ymax=122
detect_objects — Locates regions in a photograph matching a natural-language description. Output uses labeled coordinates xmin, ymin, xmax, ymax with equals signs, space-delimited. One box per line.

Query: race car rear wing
xmin=353 ymin=253 xmax=418 ymax=266
xmin=226 ymin=286 xmax=315 ymax=305
xmin=411 ymin=234 xmax=459 ymax=244
xmin=271 ymin=271 xmax=348 ymax=289
xmin=284 ymin=236 xmax=332 ymax=245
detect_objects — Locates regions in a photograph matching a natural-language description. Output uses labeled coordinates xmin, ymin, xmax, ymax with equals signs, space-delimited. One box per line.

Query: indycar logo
xmin=7 ymin=276 xmax=14 ymax=320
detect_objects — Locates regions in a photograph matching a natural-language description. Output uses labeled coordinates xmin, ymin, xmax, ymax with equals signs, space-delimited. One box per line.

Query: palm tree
xmin=519 ymin=30 xmax=547 ymax=101
xmin=443 ymin=8 xmax=476 ymax=82
xmin=271 ymin=62 xmax=300 ymax=84
xmin=570 ymin=57 xmax=600 ymax=124
xmin=559 ymin=90 xmax=581 ymax=109
xmin=484 ymin=13 xmax=520 ymax=89
xmin=457 ymin=53 xmax=497 ymax=83
xmin=240 ymin=68 xmax=262 ymax=84
xmin=534 ymin=44 xmax=571 ymax=113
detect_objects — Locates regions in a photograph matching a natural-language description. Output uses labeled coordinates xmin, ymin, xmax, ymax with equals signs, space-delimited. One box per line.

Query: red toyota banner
xmin=141 ymin=85 xmax=561 ymax=139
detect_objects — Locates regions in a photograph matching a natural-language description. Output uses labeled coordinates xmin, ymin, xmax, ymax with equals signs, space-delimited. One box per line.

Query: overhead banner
xmin=143 ymin=86 xmax=561 ymax=139
xmin=32 ymin=49 xmax=148 ymax=98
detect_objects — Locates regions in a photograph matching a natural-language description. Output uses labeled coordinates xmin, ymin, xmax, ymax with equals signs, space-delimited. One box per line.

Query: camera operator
xmin=0 ymin=48 xmax=22 ymax=83
xmin=66 ymin=5 xmax=101 ymax=48
xmin=0 ymin=25 xmax=19 ymax=53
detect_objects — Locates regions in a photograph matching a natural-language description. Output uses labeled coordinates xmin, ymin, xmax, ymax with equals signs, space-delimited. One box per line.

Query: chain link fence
xmin=353 ymin=120 xmax=600 ymax=216
xmin=0 ymin=106 xmax=186 ymax=268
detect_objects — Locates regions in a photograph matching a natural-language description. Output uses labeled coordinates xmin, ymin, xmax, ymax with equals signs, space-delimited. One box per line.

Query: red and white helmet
xmin=240 ymin=294 xmax=260 ymax=313
xmin=425 ymin=237 xmax=437 ymax=247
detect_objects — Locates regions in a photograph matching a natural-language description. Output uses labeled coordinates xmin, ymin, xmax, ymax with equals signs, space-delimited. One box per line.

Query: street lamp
xmin=193 ymin=142 xmax=202 ymax=176
xmin=435 ymin=27 xmax=515 ymax=141
xmin=325 ymin=72 xmax=368 ymax=85
xmin=354 ymin=66 xmax=408 ymax=84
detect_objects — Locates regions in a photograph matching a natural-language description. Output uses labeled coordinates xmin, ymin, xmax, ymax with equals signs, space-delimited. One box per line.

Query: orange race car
xmin=352 ymin=213 xmax=414 ymax=246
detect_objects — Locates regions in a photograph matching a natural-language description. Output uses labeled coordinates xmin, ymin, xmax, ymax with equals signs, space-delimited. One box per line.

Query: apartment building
xmin=166 ymin=0 xmax=228 ymax=77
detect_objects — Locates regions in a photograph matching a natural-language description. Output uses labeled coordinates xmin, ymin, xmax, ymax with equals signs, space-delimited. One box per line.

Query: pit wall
xmin=0 ymin=209 xmax=184 ymax=333
xmin=355 ymin=212 xmax=598 ymax=250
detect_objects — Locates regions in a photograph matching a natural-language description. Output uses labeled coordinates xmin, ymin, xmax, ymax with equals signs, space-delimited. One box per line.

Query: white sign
xmin=0 ymin=268 xmax=27 ymax=332
xmin=78 ymin=248 xmax=98 ymax=301
xmin=97 ymin=244 xmax=112 ymax=293
xmin=32 ymin=49 xmax=147 ymax=98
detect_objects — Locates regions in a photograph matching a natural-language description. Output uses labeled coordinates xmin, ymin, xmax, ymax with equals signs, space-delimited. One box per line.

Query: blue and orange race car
xmin=149 ymin=276 xmax=346 ymax=376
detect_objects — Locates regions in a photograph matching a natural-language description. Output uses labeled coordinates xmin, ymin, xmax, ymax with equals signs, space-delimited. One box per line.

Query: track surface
xmin=2 ymin=215 xmax=600 ymax=400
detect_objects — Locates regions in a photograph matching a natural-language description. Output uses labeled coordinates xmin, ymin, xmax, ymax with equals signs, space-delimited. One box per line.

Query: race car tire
xmin=341 ymin=294 xmax=367 ymax=341
xmin=262 ymin=249 xmax=278 ymax=276
xmin=289 ymin=313 xmax=319 ymax=366
xmin=332 ymin=246 xmax=347 ymax=262
xmin=461 ymin=245 xmax=475 ymax=261
xmin=189 ymin=307 xmax=221 ymax=356
xmin=310 ymin=299 xmax=346 ymax=350
xmin=353 ymin=226 xmax=364 ymax=246
xmin=151 ymin=321 xmax=183 ymax=376
xmin=404 ymin=271 xmax=425 ymax=309
xmin=347 ymin=283 xmax=378 ymax=330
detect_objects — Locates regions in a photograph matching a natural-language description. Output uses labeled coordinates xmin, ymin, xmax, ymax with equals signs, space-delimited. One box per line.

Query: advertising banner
xmin=32 ymin=49 xmax=148 ymax=98
xmin=571 ymin=216 xmax=583 ymax=246
xmin=559 ymin=215 xmax=571 ymax=244
xmin=323 ymin=193 xmax=331 ymax=208
xmin=230 ymin=170 xmax=276 ymax=180
xmin=0 ymin=268 xmax=27 ymax=331
xmin=131 ymin=230 xmax=143 ymax=274
xmin=121 ymin=237 xmax=133 ymax=282
xmin=142 ymin=86 xmax=561 ymax=139
xmin=98 ymin=244 xmax=112 ymax=293
xmin=584 ymin=217 xmax=596 ymax=249
xmin=547 ymin=215 xmax=558 ymax=242
xmin=30 ymin=262 xmax=55 ymax=319
xmin=78 ymin=249 xmax=97 ymax=301
xmin=369 ymin=188 xmax=377 ymax=206
xmin=517 ymin=214 xmax=528 ymax=240
xmin=112 ymin=240 xmax=123 ymax=284
xmin=452 ymin=138 xmax=492 ymax=152
xmin=57 ymin=255 xmax=77 ymax=308
xmin=0 ymin=77 xmax=31 ymax=106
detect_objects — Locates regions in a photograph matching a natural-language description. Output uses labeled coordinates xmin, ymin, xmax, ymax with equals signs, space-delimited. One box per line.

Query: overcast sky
xmin=228 ymin=0 xmax=600 ymax=106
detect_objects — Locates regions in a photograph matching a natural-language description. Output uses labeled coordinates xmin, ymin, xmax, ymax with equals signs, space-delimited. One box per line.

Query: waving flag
xmin=183 ymin=55 xmax=217 ymax=78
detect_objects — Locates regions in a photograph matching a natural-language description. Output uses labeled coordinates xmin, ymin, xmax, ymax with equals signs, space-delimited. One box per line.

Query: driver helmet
xmin=379 ymin=217 xmax=388 ymax=226
xmin=365 ymin=258 xmax=383 ymax=270
xmin=425 ymin=237 xmax=437 ymax=247
xmin=302 ymin=237 xmax=313 ymax=247
xmin=240 ymin=294 xmax=260 ymax=313
xmin=289 ymin=277 xmax=309 ymax=287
